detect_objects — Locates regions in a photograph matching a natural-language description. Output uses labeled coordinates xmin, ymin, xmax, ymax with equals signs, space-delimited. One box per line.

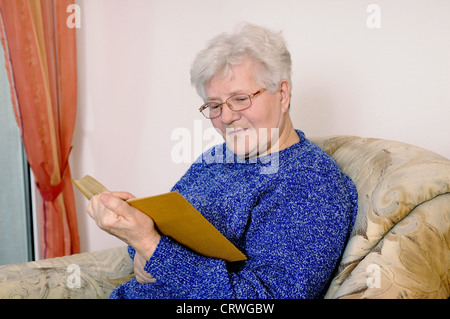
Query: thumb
xmin=111 ymin=191 xmax=136 ymax=201
xmin=100 ymin=192 xmax=134 ymax=217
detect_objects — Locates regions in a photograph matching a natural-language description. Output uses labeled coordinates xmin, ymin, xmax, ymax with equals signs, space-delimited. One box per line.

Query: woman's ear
xmin=279 ymin=80 xmax=291 ymax=113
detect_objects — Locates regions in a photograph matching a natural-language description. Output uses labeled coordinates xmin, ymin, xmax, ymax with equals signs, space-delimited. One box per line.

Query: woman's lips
xmin=227 ymin=128 xmax=248 ymax=137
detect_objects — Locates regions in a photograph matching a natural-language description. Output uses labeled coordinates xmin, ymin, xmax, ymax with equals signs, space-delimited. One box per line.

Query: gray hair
xmin=190 ymin=23 xmax=292 ymax=100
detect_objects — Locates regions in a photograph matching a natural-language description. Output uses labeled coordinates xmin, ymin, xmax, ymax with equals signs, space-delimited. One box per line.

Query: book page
xmin=72 ymin=175 xmax=108 ymax=200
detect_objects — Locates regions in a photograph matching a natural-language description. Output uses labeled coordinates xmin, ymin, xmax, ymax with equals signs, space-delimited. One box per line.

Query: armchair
xmin=0 ymin=135 xmax=449 ymax=299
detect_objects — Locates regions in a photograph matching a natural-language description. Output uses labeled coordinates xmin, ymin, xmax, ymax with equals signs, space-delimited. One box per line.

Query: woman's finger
xmin=99 ymin=192 xmax=136 ymax=219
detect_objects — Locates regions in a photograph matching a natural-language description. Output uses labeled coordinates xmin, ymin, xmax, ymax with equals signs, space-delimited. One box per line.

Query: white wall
xmin=72 ymin=0 xmax=450 ymax=253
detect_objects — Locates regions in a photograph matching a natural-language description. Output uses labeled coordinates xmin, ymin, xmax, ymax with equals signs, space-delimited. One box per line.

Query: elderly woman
xmin=88 ymin=24 xmax=358 ymax=299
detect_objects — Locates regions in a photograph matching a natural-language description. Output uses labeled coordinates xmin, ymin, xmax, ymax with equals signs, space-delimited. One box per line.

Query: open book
xmin=72 ymin=175 xmax=246 ymax=262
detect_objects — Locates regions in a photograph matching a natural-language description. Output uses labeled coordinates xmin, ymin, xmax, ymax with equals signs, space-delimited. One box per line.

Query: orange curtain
xmin=0 ymin=0 xmax=79 ymax=258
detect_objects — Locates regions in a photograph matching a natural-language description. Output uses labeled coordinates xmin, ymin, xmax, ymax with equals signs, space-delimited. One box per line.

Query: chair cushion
xmin=0 ymin=246 xmax=132 ymax=298
xmin=310 ymin=136 xmax=450 ymax=298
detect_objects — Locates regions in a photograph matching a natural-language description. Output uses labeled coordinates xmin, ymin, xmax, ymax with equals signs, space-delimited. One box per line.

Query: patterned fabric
xmin=0 ymin=246 xmax=132 ymax=298
xmin=310 ymin=136 xmax=450 ymax=299
xmin=0 ymin=135 xmax=448 ymax=299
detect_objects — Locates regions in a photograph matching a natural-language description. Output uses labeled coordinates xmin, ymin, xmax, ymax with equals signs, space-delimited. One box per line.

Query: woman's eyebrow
xmin=206 ymin=96 xmax=222 ymax=102
xmin=206 ymin=90 xmax=246 ymax=101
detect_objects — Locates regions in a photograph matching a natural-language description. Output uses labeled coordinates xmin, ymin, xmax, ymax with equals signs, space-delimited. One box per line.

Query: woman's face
xmin=205 ymin=58 xmax=291 ymax=158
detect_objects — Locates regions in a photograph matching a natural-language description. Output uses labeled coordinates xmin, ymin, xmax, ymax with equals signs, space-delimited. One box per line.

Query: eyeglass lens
xmin=205 ymin=93 xmax=252 ymax=119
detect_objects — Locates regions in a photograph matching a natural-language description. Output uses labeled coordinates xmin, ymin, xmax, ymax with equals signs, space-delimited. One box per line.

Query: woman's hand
xmin=87 ymin=191 xmax=161 ymax=261
xmin=134 ymin=252 xmax=157 ymax=284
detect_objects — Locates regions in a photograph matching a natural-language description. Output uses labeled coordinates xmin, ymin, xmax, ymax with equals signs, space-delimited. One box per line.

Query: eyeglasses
xmin=199 ymin=88 xmax=267 ymax=119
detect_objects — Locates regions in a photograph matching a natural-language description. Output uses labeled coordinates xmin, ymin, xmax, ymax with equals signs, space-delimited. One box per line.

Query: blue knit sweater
xmin=110 ymin=130 xmax=358 ymax=299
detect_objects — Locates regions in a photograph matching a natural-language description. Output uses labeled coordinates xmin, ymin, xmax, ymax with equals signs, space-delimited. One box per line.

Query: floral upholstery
xmin=310 ymin=136 xmax=450 ymax=299
xmin=0 ymin=135 xmax=448 ymax=299
xmin=0 ymin=246 xmax=132 ymax=298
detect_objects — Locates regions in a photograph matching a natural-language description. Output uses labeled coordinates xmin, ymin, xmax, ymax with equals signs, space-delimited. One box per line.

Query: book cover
xmin=73 ymin=175 xmax=246 ymax=262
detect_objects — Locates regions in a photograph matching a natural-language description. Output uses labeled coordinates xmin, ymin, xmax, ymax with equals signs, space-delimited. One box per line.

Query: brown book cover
xmin=73 ymin=175 xmax=246 ymax=262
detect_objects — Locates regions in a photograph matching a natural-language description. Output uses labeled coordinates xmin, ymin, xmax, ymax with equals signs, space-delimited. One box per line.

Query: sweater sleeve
xmin=140 ymin=169 xmax=357 ymax=299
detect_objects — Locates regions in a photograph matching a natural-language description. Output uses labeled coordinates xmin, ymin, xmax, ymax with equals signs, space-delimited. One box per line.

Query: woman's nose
xmin=220 ymin=103 xmax=239 ymax=124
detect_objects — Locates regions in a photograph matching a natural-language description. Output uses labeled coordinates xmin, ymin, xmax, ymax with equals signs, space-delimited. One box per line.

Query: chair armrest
xmin=0 ymin=246 xmax=134 ymax=299
xmin=312 ymin=135 xmax=450 ymax=299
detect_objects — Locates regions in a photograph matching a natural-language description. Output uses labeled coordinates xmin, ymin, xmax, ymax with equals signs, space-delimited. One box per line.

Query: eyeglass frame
xmin=198 ymin=88 xmax=267 ymax=119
